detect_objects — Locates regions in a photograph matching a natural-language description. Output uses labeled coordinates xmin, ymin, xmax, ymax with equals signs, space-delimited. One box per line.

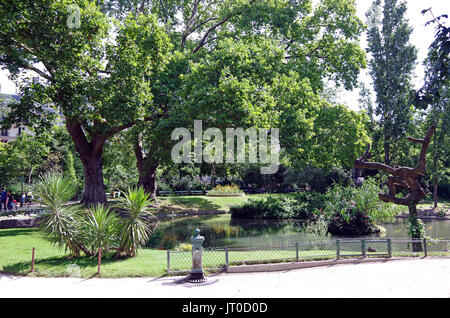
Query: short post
xmin=187 ymin=229 xmax=205 ymax=282
xmin=225 ymin=247 xmax=229 ymax=270
xmin=97 ymin=247 xmax=102 ymax=276
xmin=31 ymin=247 xmax=35 ymax=273
xmin=336 ymin=240 xmax=340 ymax=260
xmin=361 ymin=239 xmax=366 ymax=257
xmin=387 ymin=239 xmax=392 ymax=258
xmin=295 ymin=242 xmax=299 ymax=262
xmin=423 ymin=238 xmax=428 ymax=257
xmin=167 ymin=250 xmax=171 ymax=274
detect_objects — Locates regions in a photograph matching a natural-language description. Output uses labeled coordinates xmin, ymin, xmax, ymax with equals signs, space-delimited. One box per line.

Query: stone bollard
xmin=187 ymin=228 xmax=206 ymax=282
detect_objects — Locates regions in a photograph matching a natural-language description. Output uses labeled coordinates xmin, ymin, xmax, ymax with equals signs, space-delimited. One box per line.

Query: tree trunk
xmin=28 ymin=167 xmax=33 ymax=184
xmin=408 ymin=203 xmax=423 ymax=252
xmin=66 ymin=121 xmax=107 ymax=207
xmin=433 ymin=179 xmax=438 ymax=209
xmin=384 ymin=139 xmax=390 ymax=166
xmin=138 ymin=161 xmax=158 ymax=199
xmin=81 ymin=154 xmax=107 ymax=206
xmin=134 ymin=138 xmax=158 ymax=199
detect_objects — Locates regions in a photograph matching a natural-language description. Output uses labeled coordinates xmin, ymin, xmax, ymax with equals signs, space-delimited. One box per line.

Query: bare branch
xmin=192 ymin=15 xmax=231 ymax=53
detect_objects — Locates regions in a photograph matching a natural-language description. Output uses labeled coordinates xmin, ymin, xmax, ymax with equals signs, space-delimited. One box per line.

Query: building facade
xmin=0 ymin=91 xmax=28 ymax=143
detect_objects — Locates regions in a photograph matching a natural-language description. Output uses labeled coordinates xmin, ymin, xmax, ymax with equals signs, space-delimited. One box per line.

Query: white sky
xmin=1 ymin=0 xmax=448 ymax=111
xmin=335 ymin=0 xmax=449 ymax=110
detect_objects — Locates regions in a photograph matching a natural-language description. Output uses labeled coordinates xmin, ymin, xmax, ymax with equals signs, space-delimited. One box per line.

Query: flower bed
xmin=206 ymin=184 xmax=245 ymax=197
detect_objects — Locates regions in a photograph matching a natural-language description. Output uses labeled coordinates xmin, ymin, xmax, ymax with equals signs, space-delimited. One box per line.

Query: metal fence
xmin=166 ymin=238 xmax=450 ymax=274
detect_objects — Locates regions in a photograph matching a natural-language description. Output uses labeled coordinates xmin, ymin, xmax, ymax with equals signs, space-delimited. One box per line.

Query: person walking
xmin=20 ymin=192 xmax=26 ymax=208
xmin=5 ymin=190 xmax=13 ymax=211
xmin=27 ymin=191 xmax=33 ymax=206
xmin=1 ymin=188 xmax=6 ymax=212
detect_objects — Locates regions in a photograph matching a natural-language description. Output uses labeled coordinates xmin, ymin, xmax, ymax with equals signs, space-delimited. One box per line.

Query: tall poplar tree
xmin=366 ymin=0 xmax=417 ymax=166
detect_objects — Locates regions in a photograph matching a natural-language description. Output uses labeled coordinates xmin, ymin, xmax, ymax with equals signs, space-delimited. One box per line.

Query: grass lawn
xmin=0 ymin=228 xmax=168 ymax=278
xmin=153 ymin=193 xmax=271 ymax=214
xmin=0 ymin=228 xmax=343 ymax=276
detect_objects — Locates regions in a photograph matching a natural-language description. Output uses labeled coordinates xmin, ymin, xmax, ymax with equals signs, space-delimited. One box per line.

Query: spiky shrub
xmin=35 ymin=172 xmax=88 ymax=257
xmin=115 ymin=187 xmax=155 ymax=257
xmin=83 ymin=204 xmax=120 ymax=255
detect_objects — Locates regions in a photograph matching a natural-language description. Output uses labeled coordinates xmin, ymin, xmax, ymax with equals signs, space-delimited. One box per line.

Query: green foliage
xmin=291 ymin=191 xmax=328 ymax=219
xmin=303 ymin=104 xmax=371 ymax=169
xmin=327 ymin=209 xmax=379 ymax=235
xmin=35 ymin=172 xmax=85 ymax=256
xmin=284 ymin=166 xmax=351 ymax=193
xmin=114 ymin=187 xmax=156 ymax=257
xmin=169 ymin=177 xmax=205 ymax=191
xmin=0 ymin=134 xmax=49 ymax=184
xmin=83 ymin=204 xmax=120 ymax=255
xmin=301 ymin=217 xmax=332 ymax=243
xmin=230 ymin=192 xmax=327 ymax=220
xmin=324 ymin=179 xmax=399 ymax=225
xmin=414 ymin=9 xmax=449 ymax=107
xmin=36 ymin=175 xmax=157 ymax=258
xmin=63 ymin=152 xmax=80 ymax=192
xmin=408 ymin=214 xmax=425 ymax=238
xmin=231 ymin=195 xmax=296 ymax=219
xmin=176 ymin=243 xmax=193 ymax=252
xmin=366 ymin=0 xmax=417 ymax=165
xmin=322 ymin=179 xmax=404 ymax=235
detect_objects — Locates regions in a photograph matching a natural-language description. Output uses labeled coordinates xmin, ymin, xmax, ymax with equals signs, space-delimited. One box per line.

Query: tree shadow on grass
xmin=160 ymin=196 xmax=223 ymax=213
xmin=1 ymin=254 xmax=125 ymax=277
xmin=0 ymin=228 xmax=38 ymax=237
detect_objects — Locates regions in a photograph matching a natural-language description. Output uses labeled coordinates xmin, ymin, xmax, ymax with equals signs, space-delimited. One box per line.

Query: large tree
xmin=416 ymin=10 xmax=449 ymax=208
xmin=0 ymin=1 xmax=171 ymax=205
xmin=366 ymin=0 xmax=417 ymax=166
xmin=104 ymin=0 xmax=368 ymax=195
xmin=414 ymin=9 xmax=449 ymax=107
xmin=423 ymin=84 xmax=449 ymax=209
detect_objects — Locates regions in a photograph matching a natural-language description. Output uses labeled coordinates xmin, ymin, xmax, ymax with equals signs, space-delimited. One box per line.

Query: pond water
xmin=147 ymin=214 xmax=450 ymax=249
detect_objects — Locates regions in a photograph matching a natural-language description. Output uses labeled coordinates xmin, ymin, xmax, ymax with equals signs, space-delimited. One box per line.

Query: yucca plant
xmin=35 ymin=172 xmax=90 ymax=257
xmin=83 ymin=204 xmax=120 ymax=255
xmin=114 ymin=187 xmax=156 ymax=257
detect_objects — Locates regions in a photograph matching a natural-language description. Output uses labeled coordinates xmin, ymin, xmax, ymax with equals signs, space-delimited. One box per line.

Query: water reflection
xmin=147 ymin=215 xmax=450 ymax=249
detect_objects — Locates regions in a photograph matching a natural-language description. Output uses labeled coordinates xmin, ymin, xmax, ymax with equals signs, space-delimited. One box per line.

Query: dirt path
xmin=1 ymin=258 xmax=449 ymax=298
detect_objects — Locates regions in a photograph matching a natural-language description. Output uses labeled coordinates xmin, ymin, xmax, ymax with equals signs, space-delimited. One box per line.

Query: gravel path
xmin=1 ymin=258 xmax=449 ymax=298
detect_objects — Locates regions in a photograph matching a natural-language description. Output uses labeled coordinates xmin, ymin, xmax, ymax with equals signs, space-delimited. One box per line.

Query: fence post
xmin=361 ymin=239 xmax=366 ymax=257
xmin=336 ymin=240 xmax=340 ymax=260
xmin=423 ymin=238 xmax=428 ymax=257
xmin=225 ymin=247 xmax=229 ymax=270
xmin=31 ymin=247 xmax=35 ymax=273
xmin=295 ymin=243 xmax=299 ymax=262
xmin=387 ymin=239 xmax=392 ymax=258
xmin=167 ymin=250 xmax=170 ymax=274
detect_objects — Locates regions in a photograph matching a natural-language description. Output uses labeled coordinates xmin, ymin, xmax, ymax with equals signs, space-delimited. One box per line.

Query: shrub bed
xmin=230 ymin=192 xmax=327 ymax=220
xmin=327 ymin=210 xmax=380 ymax=235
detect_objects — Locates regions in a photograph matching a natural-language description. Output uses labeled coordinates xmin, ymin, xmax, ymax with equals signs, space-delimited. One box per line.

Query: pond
xmin=147 ymin=214 xmax=450 ymax=249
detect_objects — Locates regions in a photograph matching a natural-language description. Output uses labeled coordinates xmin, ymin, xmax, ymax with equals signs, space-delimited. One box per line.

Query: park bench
xmin=189 ymin=190 xmax=205 ymax=195
xmin=175 ymin=190 xmax=190 ymax=196
xmin=158 ymin=190 xmax=174 ymax=196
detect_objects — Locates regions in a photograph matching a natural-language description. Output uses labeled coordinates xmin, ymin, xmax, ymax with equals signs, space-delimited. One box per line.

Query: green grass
xmin=0 ymin=228 xmax=168 ymax=278
xmin=154 ymin=194 xmax=270 ymax=214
